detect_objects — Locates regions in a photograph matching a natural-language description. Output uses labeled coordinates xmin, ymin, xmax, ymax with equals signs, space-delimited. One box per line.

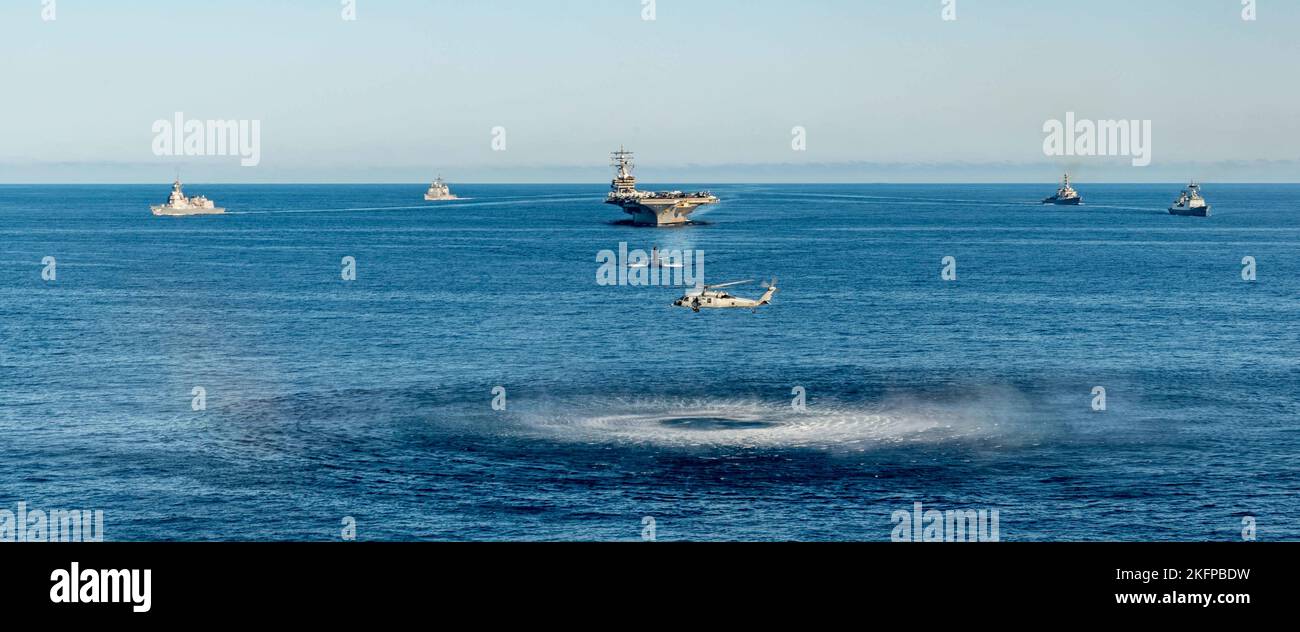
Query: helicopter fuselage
xmin=673 ymin=286 xmax=777 ymax=312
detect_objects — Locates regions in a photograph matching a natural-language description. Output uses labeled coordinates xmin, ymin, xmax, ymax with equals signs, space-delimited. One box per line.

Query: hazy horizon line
xmin=3 ymin=181 xmax=1297 ymax=186
xmin=3 ymin=158 xmax=1298 ymax=185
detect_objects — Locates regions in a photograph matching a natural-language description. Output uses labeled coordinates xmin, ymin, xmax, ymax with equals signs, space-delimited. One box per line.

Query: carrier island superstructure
xmin=605 ymin=148 xmax=717 ymax=226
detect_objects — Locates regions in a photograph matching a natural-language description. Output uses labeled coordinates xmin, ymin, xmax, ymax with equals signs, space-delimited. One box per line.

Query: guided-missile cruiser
xmin=605 ymin=147 xmax=718 ymax=226
xmin=424 ymin=175 xmax=458 ymax=201
xmin=1042 ymin=173 xmax=1082 ymax=205
xmin=1169 ymin=182 xmax=1211 ymax=217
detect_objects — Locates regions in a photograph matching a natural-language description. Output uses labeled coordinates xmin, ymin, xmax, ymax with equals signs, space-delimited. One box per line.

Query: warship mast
xmin=610 ymin=146 xmax=638 ymax=196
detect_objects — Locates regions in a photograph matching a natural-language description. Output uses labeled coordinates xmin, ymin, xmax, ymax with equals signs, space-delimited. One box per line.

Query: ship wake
xmin=215 ymin=385 xmax=1059 ymax=453
xmin=500 ymin=389 xmax=1045 ymax=450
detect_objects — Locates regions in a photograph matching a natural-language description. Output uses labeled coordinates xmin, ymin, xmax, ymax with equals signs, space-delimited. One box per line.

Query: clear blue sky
xmin=1 ymin=0 xmax=1296 ymax=182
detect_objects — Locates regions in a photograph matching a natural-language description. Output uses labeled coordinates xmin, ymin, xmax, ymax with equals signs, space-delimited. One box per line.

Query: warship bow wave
xmin=151 ymin=179 xmax=224 ymax=216
xmin=605 ymin=148 xmax=717 ymax=226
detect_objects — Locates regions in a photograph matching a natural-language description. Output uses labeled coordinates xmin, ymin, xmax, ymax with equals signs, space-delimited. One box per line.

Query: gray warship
xmin=424 ymin=176 xmax=458 ymax=201
xmin=1169 ymin=182 xmax=1211 ymax=217
xmin=605 ymin=147 xmax=717 ymax=226
xmin=151 ymin=179 xmax=224 ymax=216
xmin=1042 ymin=173 xmax=1082 ymax=205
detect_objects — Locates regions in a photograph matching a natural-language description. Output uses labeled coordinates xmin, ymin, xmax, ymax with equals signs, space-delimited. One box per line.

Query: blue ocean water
xmin=1 ymin=183 xmax=1297 ymax=541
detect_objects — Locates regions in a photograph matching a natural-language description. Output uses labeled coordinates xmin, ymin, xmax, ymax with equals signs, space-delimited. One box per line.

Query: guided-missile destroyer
xmin=151 ymin=179 xmax=224 ymax=216
xmin=605 ymin=148 xmax=717 ymax=226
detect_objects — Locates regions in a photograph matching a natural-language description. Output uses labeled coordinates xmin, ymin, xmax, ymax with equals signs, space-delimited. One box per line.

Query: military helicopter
xmin=672 ymin=278 xmax=778 ymax=313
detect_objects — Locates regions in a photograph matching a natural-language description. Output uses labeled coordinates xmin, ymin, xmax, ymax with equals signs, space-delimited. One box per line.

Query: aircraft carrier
xmin=605 ymin=148 xmax=717 ymax=226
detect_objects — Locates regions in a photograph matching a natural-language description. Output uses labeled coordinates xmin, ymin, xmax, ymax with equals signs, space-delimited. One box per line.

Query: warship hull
xmin=424 ymin=194 xmax=458 ymax=201
xmin=1169 ymin=206 xmax=1210 ymax=217
xmin=151 ymin=206 xmax=225 ymax=217
xmin=608 ymin=197 xmax=714 ymax=226
xmin=1043 ymin=196 xmax=1082 ymax=205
